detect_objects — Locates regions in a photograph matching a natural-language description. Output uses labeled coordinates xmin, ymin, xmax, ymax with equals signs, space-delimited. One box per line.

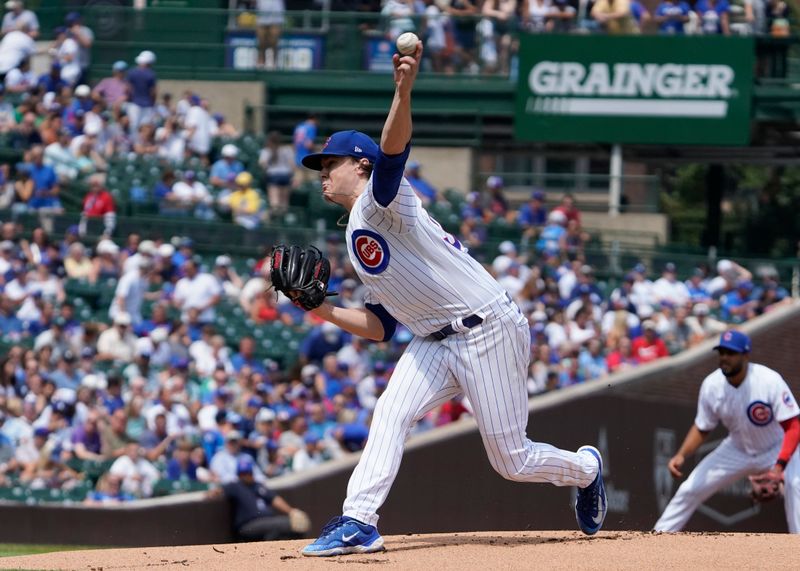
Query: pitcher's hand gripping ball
xmin=270 ymin=245 xmax=333 ymax=311
xmin=396 ymin=32 xmax=419 ymax=56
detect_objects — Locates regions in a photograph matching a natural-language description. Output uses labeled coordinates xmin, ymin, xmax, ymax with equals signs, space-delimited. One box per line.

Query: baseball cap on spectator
xmin=150 ymin=327 xmax=168 ymax=344
xmin=134 ymin=338 xmax=153 ymax=358
xmin=138 ymin=240 xmax=157 ymax=255
xmin=53 ymin=25 xmax=67 ymax=36
xmin=580 ymin=265 xmax=593 ymax=275
xmin=34 ymin=427 xmax=49 ymax=439
xmin=170 ymin=356 xmax=189 ymax=369
xmin=531 ymin=189 xmax=545 ymax=201
xmin=66 ymin=225 xmax=80 ymax=236
xmin=65 ymin=11 xmax=81 ymax=25
xmin=396 ymin=328 xmax=413 ymax=344
xmin=663 ymin=262 xmax=677 ymax=273
xmin=373 ymin=361 xmax=387 ymax=374
xmin=236 ymin=457 xmax=254 ymax=474
xmin=638 ymin=305 xmax=654 ymax=319
xmin=493 ymin=256 xmax=513 ymax=275
xmin=548 ymin=210 xmax=567 ymax=225
xmin=213 ymin=387 xmax=230 ymax=400
xmin=693 ymin=303 xmax=710 ymax=316
xmin=75 ymin=84 xmax=91 ymax=98
xmin=189 ymin=94 xmax=201 ymax=106
xmin=246 ymin=397 xmax=262 ymax=409
xmin=213 ymin=113 xmax=224 ymax=123
xmin=135 ymin=50 xmax=156 ymax=65
xmin=341 ymin=278 xmax=357 ymax=290
xmin=633 ymin=262 xmax=647 ymax=274
xmin=226 ymin=430 xmax=243 ymax=442
xmin=235 ymin=171 xmax=253 ymax=187
xmin=642 ymin=320 xmax=657 ymax=331
xmin=304 ymin=433 xmax=320 ymax=445
xmin=221 ymin=144 xmax=239 ymax=158
xmin=301 ymin=364 xmax=319 ymax=383
xmin=112 ymin=60 xmax=128 ymax=72
xmin=531 ymin=310 xmax=547 ymax=322
xmin=713 ymin=330 xmax=751 ymax=353
xmin=0 ymin=240 xmax=13 ymax=251
xmin=577 ymin=283 xmax=592 ymax=296
xmin=80 ymin=347 xmax=95 ymax=360
xmin=215 ymin=255 xmax=231 ymax=267
xmin=62 ymin=350 xmax=76 ymax=363
xmin=486 ymin=176 xmax=504 ymax=189
xmin=178 ymin=237 xmax=194 ymax=249
xmin=81 ymin=374 xmax=107 ymax=391
xmin=498 ymin=241 xmax=516 ymax=255
xmin=256 ymin=408 xmax=276 ymax=423
xmin=302 ymin=130 xmax=379 ymax=171
xmin=158 ymin=243 xmax=175 ymax=258
xmin=114 ymin=312 xmax=132 ymax=326
xmin=737 ymin=280 xmax=754 ymax=291
xmin=96 ymin=239 xmax=119 ymax=255
xmin=184 ymin=170 xmax=195 ymax=180
xmin=84 ymin=123 xmax=102 ymax=137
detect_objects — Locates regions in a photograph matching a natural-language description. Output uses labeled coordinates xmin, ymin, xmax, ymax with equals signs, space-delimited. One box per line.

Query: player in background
xmin=655 ymin=330 xmax=800 ymax=533
xmin=297 ymin=39 xmax=607 ymax=557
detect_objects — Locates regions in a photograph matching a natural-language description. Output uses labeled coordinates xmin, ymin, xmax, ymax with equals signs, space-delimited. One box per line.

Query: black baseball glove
xmin=269 ymin=245 xmax=333 ymax=311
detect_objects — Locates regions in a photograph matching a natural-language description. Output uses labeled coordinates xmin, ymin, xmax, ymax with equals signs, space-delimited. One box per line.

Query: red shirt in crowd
xmin=82 ymin=189 xmax=116 ymax=217
xmin=631 ymin=335 xmax=669 ymax=363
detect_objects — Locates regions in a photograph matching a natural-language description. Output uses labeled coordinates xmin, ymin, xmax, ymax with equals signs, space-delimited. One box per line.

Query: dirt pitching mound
xmin=1 ymin=531 xmax=795 ymax=570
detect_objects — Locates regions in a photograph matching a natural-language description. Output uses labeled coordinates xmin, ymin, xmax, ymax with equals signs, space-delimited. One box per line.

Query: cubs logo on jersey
xmin=747 ymin=400 xmax=773 ymax=426
xmin=352 ymin=229 xmax=390 ymax=275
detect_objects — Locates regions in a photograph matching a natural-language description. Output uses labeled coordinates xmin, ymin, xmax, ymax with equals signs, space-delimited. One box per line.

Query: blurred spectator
xmin=109 ymin=257 xmax=152 ymax=326
xmin=536 ymin=210 xmax=567 ymax=256
xmin=720 ymin=279 xmax=757 ymax=323
xmin=126 ymin=50 xmax=157 ymax=133
xmin=523 ymin=0 xmax=553 ymax=32
xmin=479 ymin=0 xmax=516 ymax=75
xmin=485 ymin=175 xmax=509 ymax=220
xmin=173 ymin=259 xmax=222 ymax=325
xmin=299 ymin=323 xmax=346 ymax=365
xmin=653 ymin=262 xmax=690 ymax=306
xmin=256 ymin=0 xmax=285 ymax=70
xmin=213 ymin=255 xmax=244 ymax=300
xmin=422 ymin=0 xmax=453 ymax=74
xmin=0 ymin=23 xmax=34 ymax=79
xmin=4 ymin=55 xmax=33 ymax=93
xmin=109 ymin=441 xmax=160 ymax=498
xmin=20 ymin=145 xmax=63 ymax=215
xmin=517 ymin=189 xmax=547 ymax=237
xmin=36 ymin=61 xmax=66 ymax=96
xmin=292 ymin=433 xmax=324 ymax=472
xmin=210 ymin=143 xmax=244 ymax=191
xmin=695 ymin=0 xmax=730 ymax=35
xmin=404 ymin=160 xmax=438 ymax=205
xmin=79 ymin=173 xmax=116 ymax=237
xmin=631 ymin=320 xmax=668 ymax=363
xmin=1 ymin=1 xmax=38 ymax=39
xmin=591 ymin=0 xmax=640 ymax=33
xmin=64 ymin=12 xmax=93 ymax=84
xmin=63 ymin=242 xmax=92 ymax=280
xmin=445 ymin=0 xmax=480 ymax=74
xmin=707 ymin=259 xmax=751 ymax=297
xmin=92 ymin=61 xmax=129 ymax=110
xmin=223 ymin=171 xmax=266 ymax=229
xmin=382 ymin=0 xmax=416 ymax=42
xmin=164 ymin=170 xmax=214 ymax=219
xmin=51 ymin=26 xmax=80 ymax=86
xmin=96 ymin=312 xmax=137 ymax=362
xmin=549 ymin=0 xmax=578 ymax=32
xmin=606 ymin=336 xmax=638 ymax=373
xmin=210 ymin=430 xmax=265 ymax=484
xmin=654 ymin=0 xmax=690 ymax=33
xmin=184 ymin=94 xmax=213 ymax=161
xmin=258 ymin=131 xmax=294 ymax=216
xmin=630 ymin=0 xmax=653 ymax=29
xmin=292 ymin=114 xmax=317 ymax=183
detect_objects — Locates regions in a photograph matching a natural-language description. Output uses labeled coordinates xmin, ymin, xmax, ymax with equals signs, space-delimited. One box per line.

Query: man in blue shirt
xmin=517 ymin=189 xmax=548 ymax=233
xmin=293 ymin=114 xmax=318 ymax=184
xmin=403 ymin=160 xmax=437 ymax=205
xmin=126 ymin=50 xmax=157 ymax=133
xmin=209 ymin=144 xmax=244 ymax=191
xmin=654 ymin=0 xmax=691 ymax=33
xmin=24 ymin=146 xmax=62 ymax=212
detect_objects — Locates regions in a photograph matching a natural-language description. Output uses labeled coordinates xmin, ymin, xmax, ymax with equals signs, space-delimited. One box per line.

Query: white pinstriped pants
xmin=343 ymin=295 xmax=599 ymax=527
xmin=655 ymin=438 xmax=800 ymax=533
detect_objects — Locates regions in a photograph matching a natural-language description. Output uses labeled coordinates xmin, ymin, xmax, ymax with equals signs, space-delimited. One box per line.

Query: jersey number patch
xmin=351 ymin=229 xmax=390 ymax=275
xmin=747 ymin=401 xmax=774 ymax=426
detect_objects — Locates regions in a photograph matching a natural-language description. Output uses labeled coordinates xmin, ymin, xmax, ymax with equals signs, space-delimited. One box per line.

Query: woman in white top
xmin=523 ymin=0 xmax=553 ymax=32
xmin=258 ymin=131 xmax=294 ymax=216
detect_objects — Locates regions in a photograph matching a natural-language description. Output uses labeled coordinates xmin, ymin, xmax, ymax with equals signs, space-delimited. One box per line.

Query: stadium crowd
xmin=0 ymin=2 xmax=793 ymax=504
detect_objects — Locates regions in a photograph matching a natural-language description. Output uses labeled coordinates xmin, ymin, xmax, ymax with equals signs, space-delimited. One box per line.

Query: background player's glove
xmin=748 ymin=470 xmax=784 ymax=502
xmin=269 ymin=244 xmax=333 ymax=311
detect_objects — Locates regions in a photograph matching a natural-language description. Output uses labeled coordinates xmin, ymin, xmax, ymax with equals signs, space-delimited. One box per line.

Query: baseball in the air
xmin=396 ymin=32 xmax=419 ymax=57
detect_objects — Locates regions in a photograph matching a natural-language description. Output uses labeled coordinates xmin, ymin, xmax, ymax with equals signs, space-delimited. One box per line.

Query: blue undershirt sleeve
xmin=365 ymin=302 xmax=398 ymax=342
xmin=372 ymin=143 xmax=411 ymax=208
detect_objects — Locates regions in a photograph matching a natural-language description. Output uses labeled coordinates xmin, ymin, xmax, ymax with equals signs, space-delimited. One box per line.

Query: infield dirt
xmin=0 ymin=531 xmax=795 ymax=570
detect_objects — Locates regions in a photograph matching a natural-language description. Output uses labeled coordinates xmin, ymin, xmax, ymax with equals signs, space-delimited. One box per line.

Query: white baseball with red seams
xmin=655 ymin=363 xmax=800 ymax=532
xmin=396 ymin=32 xmax=419 ymax=56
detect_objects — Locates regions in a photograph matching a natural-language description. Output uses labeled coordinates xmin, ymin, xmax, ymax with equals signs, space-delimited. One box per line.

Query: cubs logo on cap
xmin=351 ymin=229 xmax=390 ymax=275
xmin=713 ymin=330 xmax=751 ymax=353
xmin=302 ymin=130 xmax=379 ymax=171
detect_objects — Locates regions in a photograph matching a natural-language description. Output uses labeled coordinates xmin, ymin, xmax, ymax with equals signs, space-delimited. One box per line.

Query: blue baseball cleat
xmin=575 ymin=445 xmax=607 ymax=536
xmin=301 ymin=516 xmax=385 ymax=557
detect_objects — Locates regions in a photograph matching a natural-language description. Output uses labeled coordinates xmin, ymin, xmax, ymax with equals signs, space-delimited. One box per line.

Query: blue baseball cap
xmin=236 ymin=457 xmax=254 ymax=474
xmin=301 ymin=130 xmax=379 ymax=171
xmin=714 ymin=330 xmax=751 ymax=353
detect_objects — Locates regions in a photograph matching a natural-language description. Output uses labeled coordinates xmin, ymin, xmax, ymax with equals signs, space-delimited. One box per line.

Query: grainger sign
xmin=514 ymin=35 xmax=754 ymax=145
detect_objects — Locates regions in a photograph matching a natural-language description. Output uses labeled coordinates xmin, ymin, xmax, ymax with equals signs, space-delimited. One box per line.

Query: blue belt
xmin=430 ymin=314 xmax=484 ymax=341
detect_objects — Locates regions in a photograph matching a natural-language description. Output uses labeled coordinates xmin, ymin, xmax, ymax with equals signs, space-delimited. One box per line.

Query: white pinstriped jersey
xmin=695 ymin=363 xmax=799 ymax=455
xmin=345 ymin=175 xmax=505 ymax=336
